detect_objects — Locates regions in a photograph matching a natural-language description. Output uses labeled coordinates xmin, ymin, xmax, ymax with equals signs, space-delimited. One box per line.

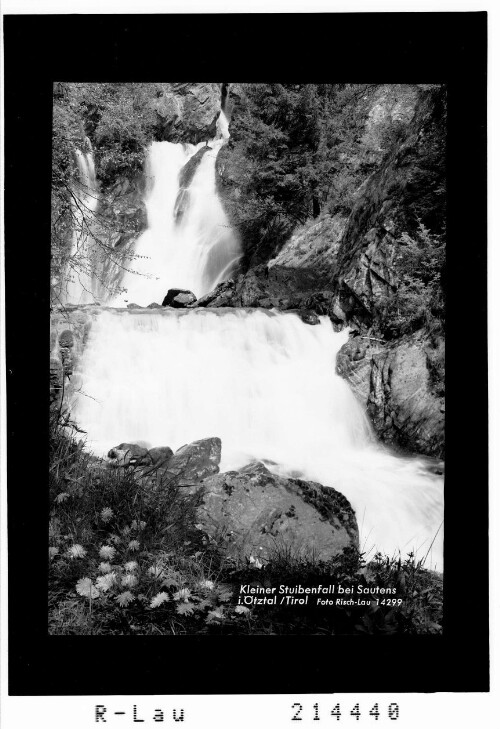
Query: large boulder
xmin=164 ymin=437 xmax=222 ymax=485
xmin=162 ymin=289 xmax=197 ymax=308
xmin=191 ymin=462 xmax=358 ymax=562
xmin=336 ymin=331 xmax=445 ymax=458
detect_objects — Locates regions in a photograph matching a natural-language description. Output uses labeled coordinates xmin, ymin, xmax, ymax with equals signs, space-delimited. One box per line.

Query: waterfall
xmin=111 ymin=112 xmax=241 ymax=305
xmin=64 ymin=141 xmax=99 ymax=305
xmin=71 ymin=308 xmax=444 ymax=570
xmin=64 ymin=109 xmax=443 ymax=572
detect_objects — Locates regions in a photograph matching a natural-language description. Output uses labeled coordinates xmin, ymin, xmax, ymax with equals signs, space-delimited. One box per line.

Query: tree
xmin=217 ymin=83 xmax=383 ymax=264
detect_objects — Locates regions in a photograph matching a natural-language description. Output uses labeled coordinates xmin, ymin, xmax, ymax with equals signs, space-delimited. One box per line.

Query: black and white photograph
xmin=3 ymin=8 xmax=489 ymax=702
xmin=48 ymin=80 xmax=446 ymax=636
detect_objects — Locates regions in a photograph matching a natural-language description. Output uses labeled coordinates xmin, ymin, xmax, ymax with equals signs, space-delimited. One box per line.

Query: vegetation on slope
xmin=218 ymin=83 xmax=394 ymax=266
xmin=49 ymin=414 xmax=443 ymax=636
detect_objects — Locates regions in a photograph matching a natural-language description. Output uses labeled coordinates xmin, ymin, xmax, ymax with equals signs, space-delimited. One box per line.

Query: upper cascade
xmin=110 ymin=111 xmax=241 ymax=306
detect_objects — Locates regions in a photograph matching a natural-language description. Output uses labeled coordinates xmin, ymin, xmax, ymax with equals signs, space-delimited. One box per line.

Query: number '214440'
xmin=291 ymin=703 xmax=400 ymax=721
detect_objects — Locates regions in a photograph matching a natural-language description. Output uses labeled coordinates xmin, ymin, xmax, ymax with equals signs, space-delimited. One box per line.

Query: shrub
xmin=378 ymin=222 xmax=445 ymax=337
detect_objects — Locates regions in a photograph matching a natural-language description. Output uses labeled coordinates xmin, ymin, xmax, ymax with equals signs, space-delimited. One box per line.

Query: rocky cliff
xmin=210 ymin=85 xmax=446 ymax=458
xmin=326 ymin=88 xmax=446 ymax=457
xmin=331 ymin=87 xmax=446 ymax=328
xmin=336 ymin=331 xmax=445 ymax=458
xmin=152 ymin=83 xmax=222 ymax=143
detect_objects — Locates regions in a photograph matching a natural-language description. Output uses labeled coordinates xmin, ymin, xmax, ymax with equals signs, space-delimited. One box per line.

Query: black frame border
xmin=4 ymin=12 xmax=488 ymax=695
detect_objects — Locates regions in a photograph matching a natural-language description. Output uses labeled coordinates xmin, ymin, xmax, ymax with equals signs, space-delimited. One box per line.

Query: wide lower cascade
xmin=70 ymin=307 xmax=444 ymax=570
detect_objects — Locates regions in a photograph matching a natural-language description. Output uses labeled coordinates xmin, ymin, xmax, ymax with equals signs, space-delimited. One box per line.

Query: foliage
xmin=54 ymin=83 xmax=160 ymax=184
xmin=75 ymin=83 xmax=160 ymax=185
xmin=218 ymin=83 xmax=394 ymax=264
xmin=51 ymin=83 xmax=161 ymax=307
xmin=378 ymin=222 xmax=445 ymax=337
xmin=49 ymin=412 xmax=442 ymax=636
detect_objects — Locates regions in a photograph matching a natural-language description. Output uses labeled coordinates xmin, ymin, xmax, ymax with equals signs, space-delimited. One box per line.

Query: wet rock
xmin=174 ymin=146 xmax=213 ymax=223
xmin=147 ymin=446 xmax=174 ymax=466
xmin=336 ymin=331 xmax=445 ymax=458
xmin=162 ymin=289 xmax=197 ymax=308
xmin=127 ymin=303 xmax=143 ymax=309
xmin=298 ymin=310 xmax=320 ymax=325
xmin=195 ymin=279 xmax=236 ymax=307
xmin=50 ymin=357 xmax=64 ymax=405
xmin=58 ymin=330 xmax=74 ymax=348
xmin=50 ymin=310 xmax=95 ymax=404
xmin=191 ymin=462 xmax=358 ymax=562
xmin=108 ymin=443 xmax=151 ymax=467
xmin=146 ymin=302 xmax=162 ymax=309
xmin=178 ymin=146 xmax=211 ymax=189
xmin=164 ymin=437 xmax=222 ymax=485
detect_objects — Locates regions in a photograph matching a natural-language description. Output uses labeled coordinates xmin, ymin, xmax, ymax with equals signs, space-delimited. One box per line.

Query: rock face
xmin=269 ymin=214 xmax=346 ymax=277
xmin=361 ymin=84 xmax=420 ymax=152
xmin=162 ymin=289 xmax=197 ymax=308
xmin=98 ymin=173 xmax=147 ymax=252
xmin=210 ymin=87 xmax=445 ymax=457
xmin=50 ymin=357 xmax=64 ymax=406
xmin=50 ymin=309 xmax=95 ymax=407
xmin=192 ymin=461 xmax=358 ymax=562
xmin=153 ymin=83 xmax=222 ymax=144
xmin=174 ymin=146 xmax=212 ymax=223
xmin=332 ymin=87 xmax=446 ymax=327
xmin=195 ymin=279 xmax=237 ymax=308
xmin=195 ymin=265 xmax=335 ymax=319
xmin=336 ymin=331 xmax=445 ymax=458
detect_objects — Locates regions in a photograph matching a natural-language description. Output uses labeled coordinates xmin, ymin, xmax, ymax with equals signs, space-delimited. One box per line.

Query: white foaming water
xmin=64 ymin=143 xmax=99 ymax=305
xmin=71 ymin=308 xmax=444 ymax=570
xmin=111 ymin=112 xmax=241 ymax=305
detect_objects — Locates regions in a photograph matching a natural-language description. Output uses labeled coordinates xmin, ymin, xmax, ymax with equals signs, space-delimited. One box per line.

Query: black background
xmin=4 ymin=12 xmax=488 ymax=695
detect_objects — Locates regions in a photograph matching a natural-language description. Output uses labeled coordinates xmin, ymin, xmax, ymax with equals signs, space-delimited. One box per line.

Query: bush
xmin=378 ymin=222 xmax=445 ymax=337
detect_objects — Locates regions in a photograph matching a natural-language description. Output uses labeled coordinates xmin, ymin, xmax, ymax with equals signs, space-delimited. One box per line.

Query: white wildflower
xmin=99 ymin=545 xmax=116 ymax=560
xmin=150 ymin=592 xmax=170 ymax=609
xmin=68 ymin=544 xmax=86 ymax=559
